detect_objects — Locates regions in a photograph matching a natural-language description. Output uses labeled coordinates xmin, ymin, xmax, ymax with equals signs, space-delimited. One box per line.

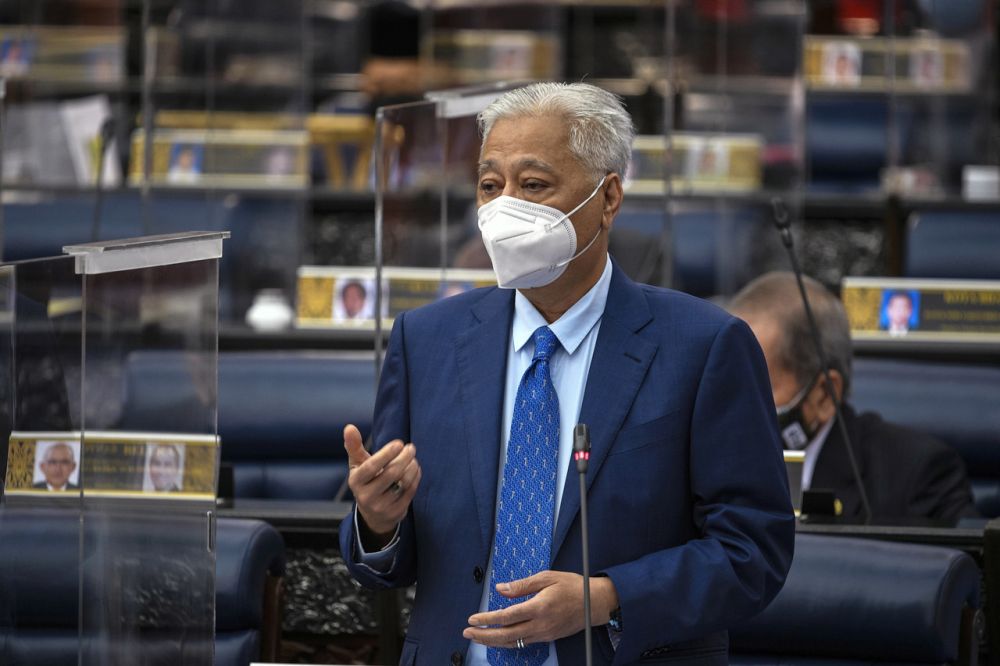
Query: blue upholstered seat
xmin=852 ymin=358 xmax=1000 ymax=517
xmin=0 ymin=509 xmax=285 ymax=666
xmin=730 ymin=533 xmax=981 ymax=664
xmin=119 ymin=351 xmax=376 ymax=499
xmin=906 ymin=210 xmax=1000 ymax=280
xmin=615 ymin=206 xmax=758 ymax=297
xmin=807 ymin=97 xmax=892 ymax=193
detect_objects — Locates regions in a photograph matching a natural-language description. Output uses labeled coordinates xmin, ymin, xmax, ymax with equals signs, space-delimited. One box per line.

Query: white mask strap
xmin=544 ymin=175 xmax=608 ymax=231
xmin=552 ymin=175 xmax=609 ymax=268
xmin=556 ymin=225 xmax=603 ymax=268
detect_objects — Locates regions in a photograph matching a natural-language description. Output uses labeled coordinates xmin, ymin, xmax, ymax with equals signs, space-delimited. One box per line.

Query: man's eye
xmin=479 ymin=181 xmax=498 ymax=194
xmin=523 ymin=181 xmax=546 ymax=192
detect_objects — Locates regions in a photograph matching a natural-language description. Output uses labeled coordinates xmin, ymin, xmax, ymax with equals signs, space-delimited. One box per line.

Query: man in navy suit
xmin=341 ymin=82 xmax=794 ymax=665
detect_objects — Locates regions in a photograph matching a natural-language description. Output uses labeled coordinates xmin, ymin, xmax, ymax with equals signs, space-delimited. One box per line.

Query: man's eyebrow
xmin=477 ymin=160 xmax=496 ymax=177
xmin=477 ymin=158 xmax=557 ymax=177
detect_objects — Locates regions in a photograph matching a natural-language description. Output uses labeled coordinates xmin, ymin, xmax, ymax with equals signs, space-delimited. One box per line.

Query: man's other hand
xmin=463 ymin=571 xmax=619 ymax=647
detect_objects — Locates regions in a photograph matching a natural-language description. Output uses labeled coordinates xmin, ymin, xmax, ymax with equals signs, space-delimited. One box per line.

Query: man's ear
xmin=601 ymin=173 xmax=624 ymax=230
xmin=807 ymin=369 xmax=844 ymax=426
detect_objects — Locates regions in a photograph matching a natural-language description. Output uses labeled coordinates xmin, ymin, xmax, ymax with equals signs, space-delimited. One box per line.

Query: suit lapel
xmin=551 ymin=265 xmax=657 ymax=556
xmin=454 ymin=288 xmax=515 ymax=552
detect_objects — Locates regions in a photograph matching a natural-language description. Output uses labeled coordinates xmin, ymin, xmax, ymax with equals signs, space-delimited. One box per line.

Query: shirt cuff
xmin=608 ymin=625 xmax=621 ymax=650
xmin=352 ymin=508 xmax=401 ymax=573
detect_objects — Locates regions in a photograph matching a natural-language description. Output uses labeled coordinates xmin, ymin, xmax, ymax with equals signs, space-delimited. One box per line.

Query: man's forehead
xmin=45 ymin=445 xmax=73 ymax=460
xmin=478 ymin=157 xmax=558 ymax=176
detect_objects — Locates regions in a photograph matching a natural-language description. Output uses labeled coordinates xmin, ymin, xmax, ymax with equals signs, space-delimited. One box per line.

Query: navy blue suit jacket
xmin=341 ymin=262 xmax=795 ymax=665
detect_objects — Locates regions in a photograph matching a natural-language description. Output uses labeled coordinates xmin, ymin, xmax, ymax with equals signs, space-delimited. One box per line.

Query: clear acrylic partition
xmin=0 ymin=0 xmax=126 ymax=191
xmin=0 ymin=232 xmax=226 ymax=665
xmin=374 ymin=86 xmax=514 ymax=363
xmin=884 ymin=1 xmax=997 ymax=202
xmin=134 ymin=1 xmax=309 ymax=325
xmin=425 ymin=2 xmax=562 ymax=88
xmin=0 ymin=254 xmax=84 ymax=666
xmin=661 ymin=1 xmax=806 ymax=297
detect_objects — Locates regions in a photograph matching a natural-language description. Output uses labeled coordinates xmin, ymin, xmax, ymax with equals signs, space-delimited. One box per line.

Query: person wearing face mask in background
xmin=339 ymin=82 xmax=794 ymax=665
xmin=729 ymin=271 xmax=977 ymax=524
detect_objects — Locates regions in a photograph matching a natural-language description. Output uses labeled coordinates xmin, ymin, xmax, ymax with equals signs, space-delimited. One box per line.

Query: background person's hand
xmin=344 ymin=423 xmax=421 ymax=549
xmin=463 ymin=571 xmax=619 ymax=648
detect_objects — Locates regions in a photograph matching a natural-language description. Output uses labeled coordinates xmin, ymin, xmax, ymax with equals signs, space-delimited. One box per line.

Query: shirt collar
xmin=512 ymin=255 xmax=612 ymax=356
xmin=805 ymin=416 xmax=835 ymax=458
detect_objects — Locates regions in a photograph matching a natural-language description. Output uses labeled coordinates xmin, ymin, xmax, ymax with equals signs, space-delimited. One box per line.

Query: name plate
xmin=5 ymin=431 xmax=218 ymax=501
xmin=296 ymin=266 xmax=496 ymax=329
xmin=129 ymin=128 xmax=309 ymax=189
xmin=628 ymin=133 xmax=762 ymax=195
xmin=842 ymin=277 xmax=1000 ymax=342
xmin=804 ymin=36 xmax=971 ymax=93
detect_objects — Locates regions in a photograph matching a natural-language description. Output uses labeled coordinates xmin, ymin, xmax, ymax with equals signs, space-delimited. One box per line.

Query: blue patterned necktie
xmin=488 ymin=326 xmax=561 ymax=666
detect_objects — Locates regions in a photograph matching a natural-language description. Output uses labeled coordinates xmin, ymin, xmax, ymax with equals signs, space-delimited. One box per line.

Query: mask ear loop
xmin=550 ymin=175 xmax=611 ymax=269
xmin=775 ymin=380 xmax=813 ymax=416
xmin=543 ymin=175 xmax=608 ymax=232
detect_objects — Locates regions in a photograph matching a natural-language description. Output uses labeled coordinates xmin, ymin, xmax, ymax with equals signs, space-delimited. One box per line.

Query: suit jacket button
xmin=451 ymin=651 xmax=464 ymax=665
xmin=473 ymin=566 xmax=484 ymax=583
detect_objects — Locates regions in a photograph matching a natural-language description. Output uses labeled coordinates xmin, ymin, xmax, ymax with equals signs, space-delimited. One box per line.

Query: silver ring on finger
xmin=515 ymin=637 xmax=525 ymax=649
xmin=389 ymin=480 xmax=404 ymax=497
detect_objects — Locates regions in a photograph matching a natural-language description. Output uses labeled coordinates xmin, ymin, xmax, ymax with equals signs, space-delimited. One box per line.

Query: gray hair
xmin=477 ymin=82 xmax=635 ymax=179
xmin=728 ymin=271 xmax=854 ymax=396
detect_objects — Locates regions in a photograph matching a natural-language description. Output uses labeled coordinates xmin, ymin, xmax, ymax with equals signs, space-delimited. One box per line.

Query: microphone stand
xmin=573 ymin=424 xmax=593 ymax=666
xmin=771 ymin=198 xmax=872 ymax=525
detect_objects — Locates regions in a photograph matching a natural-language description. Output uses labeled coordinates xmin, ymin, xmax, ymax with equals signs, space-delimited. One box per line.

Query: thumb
xmin=498 ymin=571 xmax=550 ymax=599
xmin=344 ymin=424 xmax=369 ymax=468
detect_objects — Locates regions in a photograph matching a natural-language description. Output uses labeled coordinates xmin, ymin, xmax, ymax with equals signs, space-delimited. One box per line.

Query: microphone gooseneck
xmin=573 ymin=423 xmax=593 ymax=666
xmin=771 ymin=198 xmax=873 ymax=525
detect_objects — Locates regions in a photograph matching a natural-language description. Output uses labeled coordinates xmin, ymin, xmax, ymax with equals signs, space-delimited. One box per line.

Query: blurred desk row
xmin=221 ymin=498 xmax=1000 ymax=665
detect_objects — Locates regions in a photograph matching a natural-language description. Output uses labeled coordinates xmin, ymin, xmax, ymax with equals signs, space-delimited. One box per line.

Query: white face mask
xmin=477 ymin=176 xmax=607 ymax=289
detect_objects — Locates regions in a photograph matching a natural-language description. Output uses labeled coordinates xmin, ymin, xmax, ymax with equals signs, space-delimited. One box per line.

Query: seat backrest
xmin=119 ymin=350 xmax=377 ymax=499
xmin=906 ymin=211 xmax=1000 ymax=280
xmin=851 ymin=357 xmax=1000 ymax=516
xmin=0 ymin=508 xmax=284 ymax=666
xmin=730 ymin=533 xmax=981 ymax=664
xmin=215 ymin=518 xmax=286 ymax=666
xmin=616 ymin=206 xmax=758 ymax=297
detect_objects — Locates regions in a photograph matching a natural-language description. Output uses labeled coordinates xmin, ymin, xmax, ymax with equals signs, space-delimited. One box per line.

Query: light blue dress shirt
xmin=358 ymin=256 xmax=612 ymax=664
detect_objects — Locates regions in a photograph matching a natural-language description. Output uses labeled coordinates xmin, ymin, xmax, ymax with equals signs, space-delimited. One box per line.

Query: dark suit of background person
xmin=340 ymin=83 xmax=794 ymax=665
xmin=811 ymin=406 xmax=975 ymax=522
xmin=729 ymin=271 xmax=977 ymax=524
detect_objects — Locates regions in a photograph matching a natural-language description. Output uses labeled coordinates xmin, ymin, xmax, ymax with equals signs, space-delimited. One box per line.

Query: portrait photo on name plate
xmin=0 ymin=37 xmax=34 ymax=76
xmin=33 ymin=440 xmax=81 ymax=491
xmin=821 ymin=40 xmax=862 ymax=86
xmin=167 ymin=143 xmax=204 ymax=184
xmin=911 ymin=46 xmax=944 ymax=86
xmin=332 ymin=277 xmax=388 ymax=322
xmin=879 ymin=289 xmax=921 ymax=336
xmin=143 ymin=442 xmax=185 ymax=493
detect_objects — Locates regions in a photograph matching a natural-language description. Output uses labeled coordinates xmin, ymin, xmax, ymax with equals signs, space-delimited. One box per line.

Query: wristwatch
xmin=608 ymin=606 xmax=623 ymax=632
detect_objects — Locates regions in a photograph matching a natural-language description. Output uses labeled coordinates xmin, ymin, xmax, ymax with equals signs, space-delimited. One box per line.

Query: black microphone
xmin=90 ymin=116 xmax=116 ymax=242
xmin=573 ymin=423 xmax=593 ymax=666
xmin=771 ymin=197 xmax=872 ymax=525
